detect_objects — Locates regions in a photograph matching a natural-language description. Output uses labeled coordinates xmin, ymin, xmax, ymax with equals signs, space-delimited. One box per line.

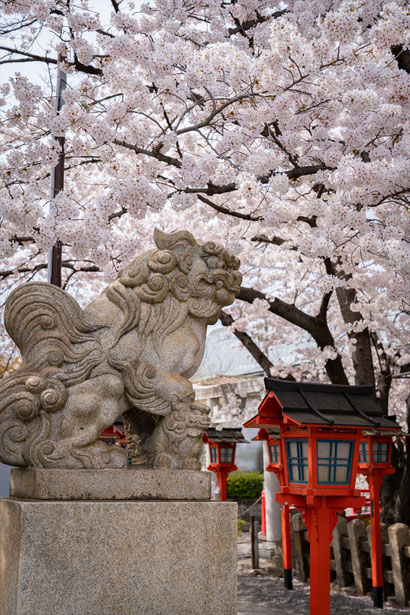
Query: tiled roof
xmin=205 ymin=428 xmax=249 ymax=443
xmin=264 ymin=378 xmax=401 ymax=430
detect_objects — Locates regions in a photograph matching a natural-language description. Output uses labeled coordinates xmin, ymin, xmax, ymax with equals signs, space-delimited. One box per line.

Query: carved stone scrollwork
xmin=0 ymin=228 xmax=241 ymax=469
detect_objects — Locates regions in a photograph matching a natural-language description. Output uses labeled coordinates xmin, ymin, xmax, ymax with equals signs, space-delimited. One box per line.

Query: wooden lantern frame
xmin=279 ymin=426 xmax=363 ymax=496
xmin=208 ymin=441 xmax=237 ymax=466
xmin=203 ymin=428 xmax=248 ymax=501
xmin=358 ymin=433 xmax=393 ymax=470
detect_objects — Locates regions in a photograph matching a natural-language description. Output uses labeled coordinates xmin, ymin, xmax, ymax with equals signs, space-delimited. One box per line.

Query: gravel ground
xmin=237 ymin=574 xmax=409 ymax=615
xmin=237 ymin=536 xmax=410 ymax=615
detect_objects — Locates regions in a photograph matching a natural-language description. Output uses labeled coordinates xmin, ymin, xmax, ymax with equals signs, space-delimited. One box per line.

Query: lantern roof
xmin=205 ymin=428 xmax=249 ymax=443
xmin=362 ymin=429 xmax=404 ymax=436
xmin=251 ymin=379 xmax=401 ymax=430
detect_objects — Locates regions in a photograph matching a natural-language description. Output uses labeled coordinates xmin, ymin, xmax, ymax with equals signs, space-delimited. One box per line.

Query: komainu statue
xmin=0 ymin=229 xmax=241 ymax=470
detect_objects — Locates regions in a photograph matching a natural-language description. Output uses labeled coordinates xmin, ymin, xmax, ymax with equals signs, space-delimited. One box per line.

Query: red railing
xmin=260 ymin=490 xmax=374 ymax=530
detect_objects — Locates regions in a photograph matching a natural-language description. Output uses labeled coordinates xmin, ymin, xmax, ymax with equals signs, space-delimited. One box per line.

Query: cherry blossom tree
xmin=0 ymin=0 xmax=409 ymax=518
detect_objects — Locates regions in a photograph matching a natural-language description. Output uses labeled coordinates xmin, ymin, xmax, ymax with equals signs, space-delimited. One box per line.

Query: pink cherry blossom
xmin=0 ymin=0 xmax=408 ymax=428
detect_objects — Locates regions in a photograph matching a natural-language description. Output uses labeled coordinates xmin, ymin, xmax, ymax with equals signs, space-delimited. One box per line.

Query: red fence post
xmin=368 ymin=473 xmax=384 ymax=607
xmin=261 ymin=490 xmax=266 ymax=536
xmin=282 ymin=503 xmax=293 ymax=589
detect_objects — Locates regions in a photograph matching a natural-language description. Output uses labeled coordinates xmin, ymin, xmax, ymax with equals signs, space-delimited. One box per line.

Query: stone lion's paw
xmin=153 ymin=453 xmax=174 ymax=469
xmin=181 ymin=457 xmax=201 ymax=471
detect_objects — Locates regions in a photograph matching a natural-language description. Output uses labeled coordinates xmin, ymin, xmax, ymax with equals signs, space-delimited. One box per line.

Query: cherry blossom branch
xmin=113 ymin=139 xmax=182 ymax=168
xmin=0 ymin=18 xmax=37 ymax=36
xmin=10 ymin=236 xmax=35 ymax=245
xmin=0 ymin=58 xmax=51 ymax=65
xmin=196 ymin=195 xmax=262 ymax=221
xmin=318 ymin=291 xmax=333 ymax=322
xmin=0 ymin=261 xmax=100 ymax=280
xmin=176 ymin=93 xmax=254 ymax=135
xmin=261 ymin=122 xmax=299 ymax=167
xmin=227 ymin=10 xmax=287 ymax=35
xmin=238 ymin=286 xmax=348 ymax=384
xmin=219 ymin=310 xmax=273 ymax=374
xmin=182 ymin=164 xmax=331 ymax=197
xmin=0 ymin=46 xmax=57 ymax=65
xmin=108 ymin=207 xmax=127 ymax=222
xmin=370 ymin=189 xmax=409 ymax=207
xmin=251 ymin=234 xmax=289 ymax=248
xmin=284 ymin=164 xmax=330 ymax=181
xmin=111 ymin=0 xmax=120 ymax=13
xmin=0 ymin=46 xmax=103 ymax=75
xmin=0 ymin=263 xmax=48 ymax=280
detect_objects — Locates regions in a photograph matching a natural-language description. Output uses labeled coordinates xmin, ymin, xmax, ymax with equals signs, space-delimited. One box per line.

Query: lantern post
xmin=245 ymin=379 xmax=401 ymax=615
xmin=250 ymin=427 xmax=293 ymax=589
xmin=203 ymin=428 xmax=248 ymax=501
xmin=358 ymin=431 xmax=399 ymax=608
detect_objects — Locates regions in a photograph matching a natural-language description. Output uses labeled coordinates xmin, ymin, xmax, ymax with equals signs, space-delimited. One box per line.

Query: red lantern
xmin=203 ymin=428 xmax=248 ymax=501
xmin=245 ymin=379 xmax=401 ymax=615
xmin=358 ymin=431 xmax=399 ymax=608
xmin=99 ymin=423 xmax=127 ymax=445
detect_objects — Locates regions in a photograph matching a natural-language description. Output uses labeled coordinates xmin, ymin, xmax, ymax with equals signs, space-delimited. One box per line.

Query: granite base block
xmin=10 ymin=467 xmax=211 ymax=500
xmin=0 ymin=498 xmax=237 ymax=615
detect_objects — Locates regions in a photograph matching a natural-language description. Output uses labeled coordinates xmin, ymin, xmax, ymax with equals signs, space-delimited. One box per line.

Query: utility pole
xmin=48 ymin=53 xmax=66 ymax=287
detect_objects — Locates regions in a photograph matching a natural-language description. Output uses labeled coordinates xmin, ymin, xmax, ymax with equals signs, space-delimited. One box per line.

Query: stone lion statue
xmin=0 ymin=229 xmax=241 ymax=469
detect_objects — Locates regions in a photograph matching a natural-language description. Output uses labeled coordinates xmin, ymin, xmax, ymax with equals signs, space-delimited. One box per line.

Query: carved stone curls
xmin=0 ymin=229 xmax=241 ymax=469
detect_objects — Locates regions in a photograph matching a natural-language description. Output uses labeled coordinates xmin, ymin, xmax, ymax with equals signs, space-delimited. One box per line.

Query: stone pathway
xmin=237 ymin=536 xmax=410 ymax=615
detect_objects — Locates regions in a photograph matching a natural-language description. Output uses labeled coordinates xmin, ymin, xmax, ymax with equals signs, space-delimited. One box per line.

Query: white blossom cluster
xmin=0 ymin=0 xmax=409 ymax=416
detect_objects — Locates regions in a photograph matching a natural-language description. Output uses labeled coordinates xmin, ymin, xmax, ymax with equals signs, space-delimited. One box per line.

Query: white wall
xmin=235 ymin=428 xmax=263 ymax=472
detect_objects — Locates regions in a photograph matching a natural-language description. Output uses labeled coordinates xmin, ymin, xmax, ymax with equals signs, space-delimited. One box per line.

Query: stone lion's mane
xmin=108 ymin=231 xmax=227 ymax=339
xmin=105 ymin=228 xmax=239 ymax=412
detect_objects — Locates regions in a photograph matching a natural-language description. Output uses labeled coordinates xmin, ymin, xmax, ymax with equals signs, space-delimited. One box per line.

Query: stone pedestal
xmin=0 ymin=469 xmax=237 ymax=615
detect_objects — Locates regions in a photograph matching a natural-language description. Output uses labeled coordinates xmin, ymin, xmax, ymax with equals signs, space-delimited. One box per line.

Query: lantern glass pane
xmin=269 ymin=443 xmax=280 ymax=463
xmin=372 ymin=441 xmax=389 ymax=463
xmin=210 ymin=446 xmax=218 ymax=464
xmin=286 ymin=439 xmax=308 ymax=484
xmin=335 ymin=465 xmax=349 ymax=483
xmin=337 ymin=442 xmax=351 ymax=459
xmin=220 ymin=446 xmax=234 ymax=463
xmin=317 ymin=464 xmax=330 ymax=483
xmin=317 ymin=440 xmax=353 ymax=485
xmin=317 ymin=441 xmax=331 ymax=459
xmin=288 ymin=441 xmax=298 ymax=457
xmin=359 ymin=441 xmax=369 ymax=463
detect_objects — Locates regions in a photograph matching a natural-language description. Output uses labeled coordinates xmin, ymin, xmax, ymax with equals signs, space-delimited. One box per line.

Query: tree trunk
xmin=381 ymin=394 xmax=410 ymax=525
xmin=238 ymin=286 xmax=349 ymax=385
xmin=219 ymin=309 xmax=274 ymax=374
xmin=335 ymin=287 xmax=375 ymax=387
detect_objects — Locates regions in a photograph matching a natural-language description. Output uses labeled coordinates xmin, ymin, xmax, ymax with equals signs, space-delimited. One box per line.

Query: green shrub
xmin=237 ymin=518 xmax=247 ymax=535
xmin=226 ymin=471 xmax=264 ymax=500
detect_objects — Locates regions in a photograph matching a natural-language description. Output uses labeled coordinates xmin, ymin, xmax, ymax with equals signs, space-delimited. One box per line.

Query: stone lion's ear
xmin=154 ymin=228 xmax=197 ymax=253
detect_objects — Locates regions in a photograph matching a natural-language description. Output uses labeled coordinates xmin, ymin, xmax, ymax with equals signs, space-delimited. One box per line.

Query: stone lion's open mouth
xmin=213 ymin=269 xmax=242 ymax=294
